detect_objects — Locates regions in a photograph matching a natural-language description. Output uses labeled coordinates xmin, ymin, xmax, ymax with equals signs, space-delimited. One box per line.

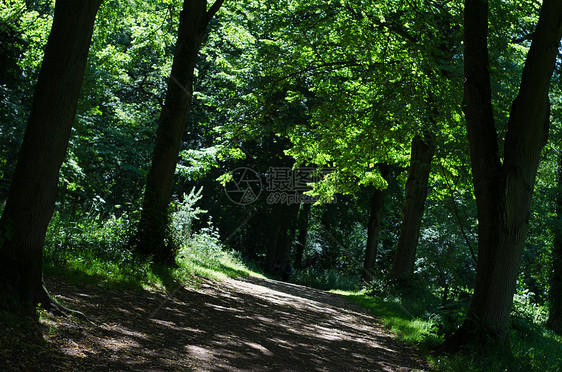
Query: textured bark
xmin=442 ymin=0 xmax=562 ymax=349
xmin=548 ymin=154 xmax=562 ymax=335
xmin=362 ymin=165 xmax=389 ymax=282
xmin=0 ymin=0 xmax=102 ymax=306
xmin=390 ymin=136 xmax=434 ymax=281
xmin=136 ymin=0 xmax=223 ymax=262
xmin=294 ymin=203 xmax=311 ymax=269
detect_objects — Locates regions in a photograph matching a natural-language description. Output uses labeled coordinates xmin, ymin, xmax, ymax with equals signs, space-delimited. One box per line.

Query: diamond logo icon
xmin=224 ymin=167 xmax=262 ymax=205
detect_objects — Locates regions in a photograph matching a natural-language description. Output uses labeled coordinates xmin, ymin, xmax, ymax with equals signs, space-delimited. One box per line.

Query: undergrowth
xmin=30 ymin=193 xmax=562 ymax=370
xmin=43 ymin=189 xmax=262 ymax=291
xmin=334 ymin=276 xmax=562 ymax=371
xmin=44 ymin=211 xmax=155 ymax=288
xmin=290 ymin=268 xmax=359 ymax=291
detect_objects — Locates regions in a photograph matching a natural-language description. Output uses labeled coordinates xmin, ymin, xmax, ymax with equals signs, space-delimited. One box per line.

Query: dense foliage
xmin=1 ymin=0 xmax=561 ymax=368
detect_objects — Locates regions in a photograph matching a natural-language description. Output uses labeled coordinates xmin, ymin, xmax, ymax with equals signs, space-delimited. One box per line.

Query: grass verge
xmin=43 ymin=212 xmax=264 ymax=292
xmin=332 ymin=285 xmax=562 ymax=371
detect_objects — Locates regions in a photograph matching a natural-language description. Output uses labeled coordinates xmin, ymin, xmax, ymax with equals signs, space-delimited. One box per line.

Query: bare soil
xmin=3 ymin=275 xmax=430 ymax=371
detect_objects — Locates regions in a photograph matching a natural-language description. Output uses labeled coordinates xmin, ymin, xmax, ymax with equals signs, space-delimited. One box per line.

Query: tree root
xmin=35 ymin=283 xmax=91 ymax=323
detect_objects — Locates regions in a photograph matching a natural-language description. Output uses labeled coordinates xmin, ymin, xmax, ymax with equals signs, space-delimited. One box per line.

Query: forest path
xmin=36 ymin=275 xmax=429 ymax=371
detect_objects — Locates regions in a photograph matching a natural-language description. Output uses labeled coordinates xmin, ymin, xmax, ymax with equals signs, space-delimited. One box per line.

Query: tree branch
xmin=205 ymin=0 xmax=225 ymax=24
xmin=274 ymin=61 xmax=365 ymax=83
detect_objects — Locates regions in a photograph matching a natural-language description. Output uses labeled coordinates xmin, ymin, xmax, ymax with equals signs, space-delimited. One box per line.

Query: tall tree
xmin=0 ymin=0 xmax=102 ymax=308
xmin=443 ymin=0 xmax=562 ymax=348
xmin=548 ymin=153 xmax=562 ymax=334
xmin=362 ymin=165 xmax=389 ymax=282
xmin=294 ymin=202 xmax=311 ymax=269
xmin=265 ymin=204 xmax=299 ymax=274
xmin=135 ymin=0 xmax=224 ymax=262
xmin=390 ymin=135 xmax=434 ymax=281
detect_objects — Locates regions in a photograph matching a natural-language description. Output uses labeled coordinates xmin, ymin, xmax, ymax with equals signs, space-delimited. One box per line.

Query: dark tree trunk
xmin=0 ymin=0 xmax=102 ymax=308
xmin=548 ymin=154 xmax=562 ymax=335
xmin=266 ymin=223 xmax=285 ymax=274
xmin=265 ymin=205 xmax=299 ymax=274
xmin=362 ymin=165 xmax=389 ymax=282
xmin=135 ymin=0 xmax=223 ymax=263
xmin=390 ymin=135 xmax=434 ymax=281
xmin=442 ymin=0 xmax=562 ymax=350
xmin=294 ymin=203 xmax=311 ymax=269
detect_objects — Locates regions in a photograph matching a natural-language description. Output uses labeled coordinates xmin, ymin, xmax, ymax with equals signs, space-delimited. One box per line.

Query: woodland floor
xmin=2 ymin=275 xmax=429 ymax=371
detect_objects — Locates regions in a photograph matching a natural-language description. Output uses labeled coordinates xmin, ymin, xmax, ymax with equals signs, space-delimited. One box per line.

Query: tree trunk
xmin=265 ymin=205 xmax=299 ymax=274
xmin=294 ymin=202 xmax=311 ymax=269
xmin=362 ymin=165 xmax=389 ymax=282
xmin=265 ymin=223 xmax=286 ymax=275
xmin=390 ymin=135 xmax=434 ymax=281
xmin=135 ymin=0 xmax=223 ymax=262
xmin=442 ymin=0 xmax=562 ymax=350
xmin=0 ymin=0 xmax=102 ymax=307
xmin=548 ymin=154 xmax=562 ymax=335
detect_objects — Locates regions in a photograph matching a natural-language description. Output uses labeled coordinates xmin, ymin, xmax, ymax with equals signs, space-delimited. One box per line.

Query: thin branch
xmin=273 ymin=61 xmax=364 ymax=84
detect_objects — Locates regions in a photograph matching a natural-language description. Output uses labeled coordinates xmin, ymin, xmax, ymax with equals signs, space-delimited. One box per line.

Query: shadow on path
xmin=38 ymin=275 xmax=428 ymax=371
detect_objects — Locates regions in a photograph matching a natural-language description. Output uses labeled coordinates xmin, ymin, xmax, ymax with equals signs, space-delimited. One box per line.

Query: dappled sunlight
xmin=41 ymin=276 xmax=427 ymax=370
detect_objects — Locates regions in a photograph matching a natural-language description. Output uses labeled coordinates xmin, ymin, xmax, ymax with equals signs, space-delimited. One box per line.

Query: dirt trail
xmin=30 ymin=276 xmax=428 ymax=371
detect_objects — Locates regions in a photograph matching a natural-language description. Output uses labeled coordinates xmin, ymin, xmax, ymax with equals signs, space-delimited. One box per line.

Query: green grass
xmin=174 ymin=229 xmax=265 ymax=282
xmin=43 ymin=213 xmax=264 ymax=292
xmin=332 ymin=288 xmax=441 ymax=347
xmin=429 ymin=324 xmax=562 ymax=371
xmin=38 ymin=212 xmax=562 ymax=370
xmin=332 ymin=286 xmax=562 ymax=371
